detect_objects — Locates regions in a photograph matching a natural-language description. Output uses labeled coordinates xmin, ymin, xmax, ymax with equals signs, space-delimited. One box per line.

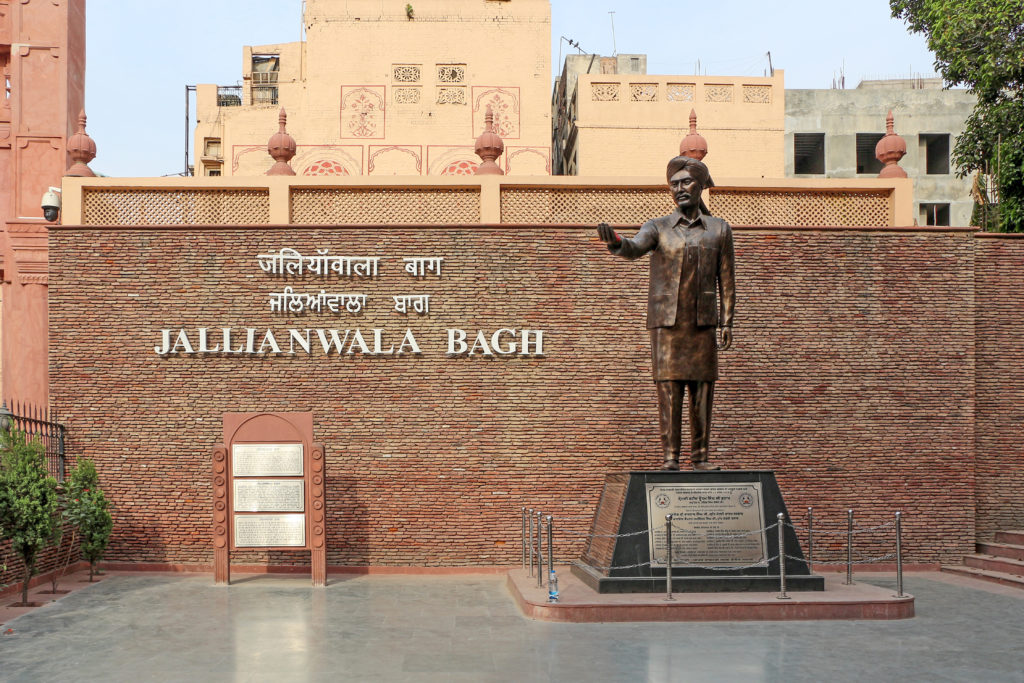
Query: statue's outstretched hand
xmin=597 ymin=222 xmax=622 ymax=247
xmin=719 ymin=327 xmax=733 ymax=351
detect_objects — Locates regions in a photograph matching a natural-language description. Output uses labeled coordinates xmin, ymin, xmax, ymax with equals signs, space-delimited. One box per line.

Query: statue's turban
xmin=666 ymin=156 xmax=714 ymax=188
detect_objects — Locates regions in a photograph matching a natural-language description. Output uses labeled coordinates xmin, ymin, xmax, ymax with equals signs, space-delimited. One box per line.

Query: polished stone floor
xmin=1 ymin=571 xmax=1022 ymax=682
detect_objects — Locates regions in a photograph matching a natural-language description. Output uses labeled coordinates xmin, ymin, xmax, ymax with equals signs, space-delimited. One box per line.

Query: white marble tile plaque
xmin=646 ymin=482 xmax=768 ymax=568
xmin=233 ymin=480 xmax=305 ymax=513
xmin=232 ymin=443 xmax=303 ymax=477
xmin=234 ymin=513 xmax=306 ymax=547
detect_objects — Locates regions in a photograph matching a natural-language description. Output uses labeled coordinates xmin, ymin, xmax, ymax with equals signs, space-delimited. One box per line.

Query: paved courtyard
xmin=1 ymin=571 xmax=1022 ymax=682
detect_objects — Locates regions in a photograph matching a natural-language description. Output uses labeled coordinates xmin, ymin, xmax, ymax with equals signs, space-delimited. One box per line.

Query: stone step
xmin=940 ymin=564 xmax=1024 ymax=589
xmin=963 ymin=554 xmax=1024 ymax=576
xmin=994 ymin=530 xmax=1024 ymax=546
xmin=978 ymin=542 xmax=1024 ymax=562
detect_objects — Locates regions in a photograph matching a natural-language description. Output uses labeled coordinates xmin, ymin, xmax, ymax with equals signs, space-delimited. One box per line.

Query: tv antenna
xmin=608 ymin=11 xmax=617 ymax=56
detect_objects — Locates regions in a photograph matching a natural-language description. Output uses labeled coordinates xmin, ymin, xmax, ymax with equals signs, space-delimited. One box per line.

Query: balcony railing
xmin=217 ymin=86 xmax=242 ymax=107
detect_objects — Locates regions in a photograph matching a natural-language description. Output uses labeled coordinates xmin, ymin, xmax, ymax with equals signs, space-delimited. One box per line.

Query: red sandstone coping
xmin=507 ymin=567 xmax=915 ymax=622
xmin=46 ymin=222 xmax=980 ymax=233
xmin=96 ymin=561 xmax=512 ymax=575
xmin=87 ymin=561 xmax=937 ymax=576
xmin=974 ymin=232 xmax=1024 ymax=239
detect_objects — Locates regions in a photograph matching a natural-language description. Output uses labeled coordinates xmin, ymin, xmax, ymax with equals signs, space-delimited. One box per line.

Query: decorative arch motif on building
xmin=231 ymin=145 xmax=266 ymax=174
xmin=292 ymin=145 xmax=363 ymax=176
xmin=340 ymin=86 xmax=386 ymax=139
xmin=505 ymin=147 xmax=551 ymax=176
xmin=303 ymin=160 xmax=349 ymax=176
xmin=427 ymin=145 xmax=481 ymax=176
xmin=234 ymin=145 xmax=363 ymax=176
xmin=472 ymin=86 xmax=520 ymax=140
xmin=368 ymin=145 xmax=422 ymax=175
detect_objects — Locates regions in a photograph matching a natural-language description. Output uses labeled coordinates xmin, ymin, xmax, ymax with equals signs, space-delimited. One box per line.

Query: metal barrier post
xmin=546 ymin=516 xmax=554 ymax=596
xmin=521 ymin=508 xmax=527 ymax=569
xmin=665 ymin=514 xmax=675 ymax=602
xmin=844 ymin=509 xmax=854 ymax=585
xmin=528 ymin=508 xmax=534 ymax=577
xmin=777 ymin=513 xmax=790 ymax=599
xmin=807 ymin=506 xmax=814 ymax=568
xmin=536 ymin=511 xmax=544 ymax=588
xmin=57 ymin=423 xmax=66 ymax=483
xmin=895 ymin=511 xmax=904 ymax=598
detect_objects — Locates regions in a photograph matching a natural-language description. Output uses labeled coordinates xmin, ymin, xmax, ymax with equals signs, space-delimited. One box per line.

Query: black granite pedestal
xmin=572 ymin=471 xmax=824 ymax=593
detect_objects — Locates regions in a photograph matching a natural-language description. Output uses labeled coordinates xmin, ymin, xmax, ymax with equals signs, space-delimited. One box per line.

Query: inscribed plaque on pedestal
xmin=646 ymin=482 xmax=767 ymax=568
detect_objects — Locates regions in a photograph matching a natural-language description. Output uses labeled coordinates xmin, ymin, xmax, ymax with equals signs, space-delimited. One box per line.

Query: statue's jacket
xmin=610 ymin=210 xmax=736 ymax=330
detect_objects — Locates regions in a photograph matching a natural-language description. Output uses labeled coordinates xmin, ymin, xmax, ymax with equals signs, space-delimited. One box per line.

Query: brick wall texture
xmin=37 ymin=224 xmax=1015 ymax=570
xmin=974 ymin=236 xmax=1024 ymax=540
xmin=1 ymin=522 xmax=80 ymax=592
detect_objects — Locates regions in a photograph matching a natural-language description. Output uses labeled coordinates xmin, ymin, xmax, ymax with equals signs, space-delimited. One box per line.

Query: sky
xmin=84 ymin=0 xmax=939 ymax=177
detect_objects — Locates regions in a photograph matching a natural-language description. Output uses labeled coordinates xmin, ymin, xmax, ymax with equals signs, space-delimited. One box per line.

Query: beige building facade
xmin=194 ymin=0 xmax=552 ymax=178
xmin=552 ymin=60 xmax=785 ymax=178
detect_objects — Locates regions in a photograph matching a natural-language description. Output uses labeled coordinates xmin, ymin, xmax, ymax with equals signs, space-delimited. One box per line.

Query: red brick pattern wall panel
xmin=722 ymin=229 xmax=976 ymax=565
xmin=47 ymin=226 xmax=976 ymax=567
xmin=1 ymin=524 xmax=80 ymax=590
xmin=974 ymin=236 xmax=1024 ymax=540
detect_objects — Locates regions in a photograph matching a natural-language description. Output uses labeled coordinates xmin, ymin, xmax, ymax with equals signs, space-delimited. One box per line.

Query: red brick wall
xmin=0 ymin=523 xmax=80 ymax=591
xmin=974 ymin=235 xmax=1024 ymax=540
xmin=46 ymin=225 xmax=979 ymax=567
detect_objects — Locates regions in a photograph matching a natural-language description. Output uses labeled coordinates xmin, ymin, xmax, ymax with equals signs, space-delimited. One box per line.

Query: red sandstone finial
xmin=875 ymin=109 xmax=908 ymax=179
xmin=474 ymin=106 xmax=504 ymax=175
xmin=266 ymin=107 xmax=297 ymax=176
xmin=66 ymin=109 xmax=97 ymax=177
xmin=679 ymin=108 xmax=708 ymax=161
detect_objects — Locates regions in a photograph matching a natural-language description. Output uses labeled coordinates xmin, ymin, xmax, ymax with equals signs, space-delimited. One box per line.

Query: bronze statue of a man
xmin=597 ymin=156 xmax=735 ymax=471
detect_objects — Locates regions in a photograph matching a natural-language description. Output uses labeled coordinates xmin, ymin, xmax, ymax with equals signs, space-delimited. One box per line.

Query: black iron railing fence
xmin=0 ymin=401 xmax=67 ymax=482
xmin=217 ymin=86 xmax=243 ymax=107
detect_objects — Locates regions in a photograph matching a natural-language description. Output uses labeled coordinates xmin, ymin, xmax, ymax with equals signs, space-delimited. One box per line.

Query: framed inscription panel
xmin=234 ymin=514 xmax=307 ymax=547
xmin=646 ymin=482 xmax=768 ymax=568
xmin=233 ymin=480 xmax=305 ymax=513
xmin=215 ymin=412 xmax=327 ymax=586
xmin=232 ymin=443 xmax=304 ymax=477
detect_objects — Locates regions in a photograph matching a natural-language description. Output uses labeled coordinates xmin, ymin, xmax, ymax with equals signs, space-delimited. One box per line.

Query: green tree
xmin=891 ymin=0 xmax=1024 ymax=231
xmin=64 ymin=458 xmax=113 ymax=581
xmin=0 ymin=430 xmax=60 ymax=604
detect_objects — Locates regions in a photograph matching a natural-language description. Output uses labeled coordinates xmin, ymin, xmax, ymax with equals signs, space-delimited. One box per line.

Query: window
xmin=203 ymin=138 xmax=222 ymax=158
xmin=217 ymin=86 xmax=242 ymax=107
xmin=793 ymin=133 xmax=825 ymax=174
xmin=920 ymin=203 xmax=950 ymax=226
xmin=251 ymin=54 xmax=279 ymax=105
xmin=2 ymin=49 xmax=10 ymax=103
xmin=856 ymin=133 xmax=885 ymax=174
xmin=921 ymin=133 xmax=950 ymax=174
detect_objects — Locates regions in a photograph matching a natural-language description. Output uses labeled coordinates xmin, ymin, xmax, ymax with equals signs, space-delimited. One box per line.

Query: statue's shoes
xmin=661 ymin=459 xmax=680 ymax=471
xmin=692 ymin=462 xmax=721 ymax=471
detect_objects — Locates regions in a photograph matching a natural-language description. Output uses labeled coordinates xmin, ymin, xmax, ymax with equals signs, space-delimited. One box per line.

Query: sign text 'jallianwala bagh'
xmin=153 ymin=247 xmax=545 ymax=357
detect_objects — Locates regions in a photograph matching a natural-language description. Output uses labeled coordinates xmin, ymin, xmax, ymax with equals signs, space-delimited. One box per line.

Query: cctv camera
xmin=41 ymin=187 xmax=61 ymax=223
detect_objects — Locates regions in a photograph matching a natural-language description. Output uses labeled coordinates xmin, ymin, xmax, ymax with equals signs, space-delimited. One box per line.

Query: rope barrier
xmin=790 ymin=552 xmax=897 ymax=565
xmin=788 ymin=521 xmax=895 ymax=536
xmin=553 ymin=521 xmax=780 ymax=541
xmin=520 ymin=507 xmax=906 ymax=590
xmin=568 ymin=556 xmax=778 ymax=572
xmin=557 ymin=528 xmax=651 ymax=539
xmin=673 ymin=521 xmax=777 ymax=539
